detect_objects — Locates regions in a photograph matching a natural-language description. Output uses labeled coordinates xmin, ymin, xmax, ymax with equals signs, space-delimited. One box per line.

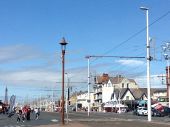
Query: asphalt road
xmin=68 ymin=111 xmax=170 ymax=123
xmin=0 ymin=111 xmax=170 ymax=127
xmin=0 ymin=112 xmax=59 ymax=127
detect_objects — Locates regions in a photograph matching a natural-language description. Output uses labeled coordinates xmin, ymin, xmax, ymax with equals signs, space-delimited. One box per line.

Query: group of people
xmin=15 ymin=106 xmax=40 ymax=123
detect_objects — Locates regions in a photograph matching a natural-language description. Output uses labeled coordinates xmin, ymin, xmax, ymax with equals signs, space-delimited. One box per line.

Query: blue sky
xmin=0 ymin=0 xmax=170 ymax=102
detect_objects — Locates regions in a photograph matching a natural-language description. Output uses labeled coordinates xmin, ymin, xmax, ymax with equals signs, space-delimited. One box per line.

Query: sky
xmin=0 ymin=0 xmax=170 ymax=102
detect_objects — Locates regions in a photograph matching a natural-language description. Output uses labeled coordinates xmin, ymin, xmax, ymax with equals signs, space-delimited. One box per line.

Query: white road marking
xmin=51 ymin=119 xmax=59 ymax=122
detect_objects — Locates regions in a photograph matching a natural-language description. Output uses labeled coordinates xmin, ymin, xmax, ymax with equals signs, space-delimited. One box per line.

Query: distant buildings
xmin=69 ymin=73 xmax=168 ymax=112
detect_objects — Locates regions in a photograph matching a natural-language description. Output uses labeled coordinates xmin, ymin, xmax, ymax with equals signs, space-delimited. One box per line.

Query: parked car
xmin=162 ymin=106 xmax=170 ymax=117
xmin=152 ymin=108 xmax=164 ymax=117
xmin=137 ymin=107 xmax=148 ymax=116
xmin=68 ymin=105 xmax=76 ymax=111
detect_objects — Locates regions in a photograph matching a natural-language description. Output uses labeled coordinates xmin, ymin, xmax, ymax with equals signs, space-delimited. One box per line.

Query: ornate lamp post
xmin=59 ymin=37 xmax=68 ymax=125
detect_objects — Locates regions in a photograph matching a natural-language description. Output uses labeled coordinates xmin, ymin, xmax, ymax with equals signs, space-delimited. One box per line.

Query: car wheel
xmin=152 ymin=113 xmax=154 ymax=117
xmin=154 ymin=112 xmax=156 ymax=116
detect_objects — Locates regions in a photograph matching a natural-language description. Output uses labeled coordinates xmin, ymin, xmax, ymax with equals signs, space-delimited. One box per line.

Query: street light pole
xmin=59 ymin=37 xmax=68 ymax=125
xmin=85 ymin=56 xmax=90 ymax=117
xmin=140 ymin=6 xmax=151 ymax=121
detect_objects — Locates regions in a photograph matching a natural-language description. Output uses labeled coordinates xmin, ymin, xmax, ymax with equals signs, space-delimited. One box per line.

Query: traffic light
xmin=69 ymin=101 xmax=71 ymax=105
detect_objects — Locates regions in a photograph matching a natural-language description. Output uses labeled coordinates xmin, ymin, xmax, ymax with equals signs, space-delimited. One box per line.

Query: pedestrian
xmin=16 ymin=108 xmax=22 ymax=123
xmin=34 ymin=108 xmax=39 ymax=120
xmin=26 ymin=107 xmax=31 ymax=120
xmin=22 ymin=107 xmax=27 ymax=122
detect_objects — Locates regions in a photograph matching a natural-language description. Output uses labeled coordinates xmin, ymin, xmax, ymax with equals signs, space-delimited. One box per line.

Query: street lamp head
xmin=166 ymin=42 xmax=170 ymax=49
xmin=164 ymin=53 xmax=169 ymax=60
xmin=162 ymin=45 xmax=167 ymax=52
xmin=140 ymin=6 xmax=149 ymax=11
xmin=59 ymin=37 xmax=68 ymax=51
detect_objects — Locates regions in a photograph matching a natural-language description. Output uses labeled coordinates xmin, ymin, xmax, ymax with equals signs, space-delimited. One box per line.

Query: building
xmin=69 ymin=91 xmax=94 ymax=111
xmin=93 ymin=74 xmax=139 ymax=111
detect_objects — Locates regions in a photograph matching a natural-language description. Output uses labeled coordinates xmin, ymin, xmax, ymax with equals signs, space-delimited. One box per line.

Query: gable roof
xmin=111 ymin=87 xmax=167 ymax=101
xmin=121 ymin=88 xmax=136 ymax=100
xmin=112 ymin=88 xmax=127 ymax=100
xmin=130 ymin=88 xmax=147 ymax=100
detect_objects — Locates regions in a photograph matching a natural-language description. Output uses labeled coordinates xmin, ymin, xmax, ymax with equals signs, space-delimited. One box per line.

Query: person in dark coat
xmin=26 ymin=107 xmax=31 ymax=120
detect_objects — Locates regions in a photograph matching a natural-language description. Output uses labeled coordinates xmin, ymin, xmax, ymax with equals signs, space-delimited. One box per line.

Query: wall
xmin=102 ymin=80 xmax=114 ymax=103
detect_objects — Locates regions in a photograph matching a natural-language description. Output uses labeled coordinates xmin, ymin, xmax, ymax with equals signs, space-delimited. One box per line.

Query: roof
xmin=153 ymin=88 xmax=167 ymax=93
xmin=110 ymin=76 xmax=124 ymax=84
xmin=111 ymin=88 xmax=165 ymax=100
xmin=95 ymin=74 xmax=137 ymax=85
xmin=128 ymin=79 xmax=137 ymax=84
xmin=130 ymin=88 xmax=147 ymax=99
xmin=95 ymin=73 xmax=109 ymax=84
xmin=112 ymin=88 xmax=127 ymax=100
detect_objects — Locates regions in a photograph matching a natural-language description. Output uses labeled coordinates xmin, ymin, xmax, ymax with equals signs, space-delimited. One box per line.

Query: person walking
xmin=34 ymin=108 xmax=39 ymax=120
xmin=22 ymin=107 xmax=27 ymax=122
xmin=26 ymin=107 xmax=31 ymax=120
xmin=16 ymin=108 xmax=22 ymax=123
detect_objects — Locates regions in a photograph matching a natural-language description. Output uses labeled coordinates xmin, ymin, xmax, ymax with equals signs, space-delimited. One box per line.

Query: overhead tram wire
xmin=89 ymin=50 xmax=146 ymax=76
xmin=91 ymin=10 xmax=170 ymax=63
xmin=87 ymin=10 xmax=169 ymax=79
xmin=86 ymin=55 xmax=146 ymax=79
xmin=107 ymin=59 xmax=146 ymax=77
xmin=66 ymin=11 xmax=170 ymax=81
xmin=103 ymin=49 xmax=146 ymax=74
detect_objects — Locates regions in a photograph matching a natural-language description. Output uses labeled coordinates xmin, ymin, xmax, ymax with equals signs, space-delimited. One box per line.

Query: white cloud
xmin=0 ymin=66 xmax=88 ymax=88
xmin=0 ymin=44 xmax=90 ymax=89
xmin=0 ymin=44 xmax=52 ymax=64
xmin=115 ymin=59 xmax=145 ymax=67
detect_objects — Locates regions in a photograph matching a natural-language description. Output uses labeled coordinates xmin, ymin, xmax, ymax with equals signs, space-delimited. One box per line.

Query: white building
xmin=77 ymin=92 xmax=94 ymax=109
xmin=93 ymin=74 xmax=139 ymax=111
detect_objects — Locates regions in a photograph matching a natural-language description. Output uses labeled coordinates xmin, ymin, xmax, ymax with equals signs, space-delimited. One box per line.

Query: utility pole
xmin=85 ymin=55 xmax=145 ymax=116
xmin=85 ymin=56 xmax=91 ymax=117
xmin=87 ymin=57 xmax=90 ymax=117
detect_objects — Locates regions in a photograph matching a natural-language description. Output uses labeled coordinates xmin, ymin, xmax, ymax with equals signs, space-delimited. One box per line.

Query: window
xmin=127 ymin=83 xmax=129 ymax=88
xmin=122 ymin=83 xmax=124 ymax=88
xmin=126 ymin=96 xmax=129 ymax=100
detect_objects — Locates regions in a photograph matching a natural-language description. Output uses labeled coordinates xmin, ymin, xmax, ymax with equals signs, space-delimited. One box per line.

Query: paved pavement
xmin=35 ymin=120 xmax=170 ymax=127
xmin=35 ymin=122 xmax=89 ymax=127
